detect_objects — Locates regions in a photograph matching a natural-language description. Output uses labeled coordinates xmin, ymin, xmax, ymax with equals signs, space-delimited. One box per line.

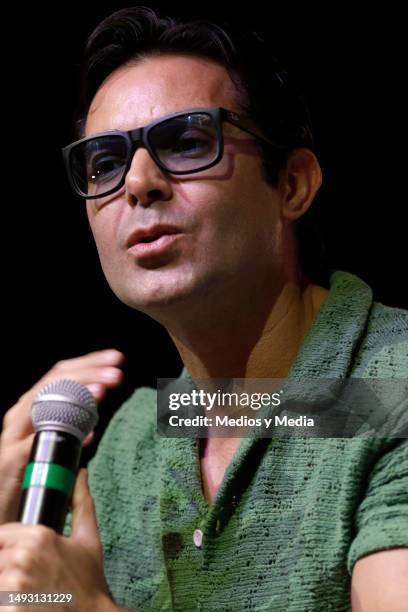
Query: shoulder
xmin=352 ymin=301 xmax=408 ymax=376
xmin=365 ymin=301 xmax=408 ymax=345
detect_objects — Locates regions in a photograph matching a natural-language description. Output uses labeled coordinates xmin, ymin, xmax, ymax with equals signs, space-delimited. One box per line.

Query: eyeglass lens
xmin=70 ymin=112 xmax=219 ymax=197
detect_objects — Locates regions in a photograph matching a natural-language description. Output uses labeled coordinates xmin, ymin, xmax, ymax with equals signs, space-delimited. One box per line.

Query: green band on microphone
xmin=22 ymin=462 xmax=75 ymax=496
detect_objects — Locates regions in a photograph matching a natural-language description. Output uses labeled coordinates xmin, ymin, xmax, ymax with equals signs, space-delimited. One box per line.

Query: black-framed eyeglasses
xmin=62 ymin=106 xmax=283 ymax=199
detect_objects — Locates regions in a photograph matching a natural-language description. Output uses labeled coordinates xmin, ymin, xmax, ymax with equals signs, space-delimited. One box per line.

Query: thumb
xmin=70 ymin=468 xmax=102 ymax=556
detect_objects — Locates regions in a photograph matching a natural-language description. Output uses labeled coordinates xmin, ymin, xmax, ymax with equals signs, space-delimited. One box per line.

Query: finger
xmin=0 ymin=434 xmax=35 ymax=474
xmin=55 ymin=349 xmax=125 ymax=371
xmin=36 ymin=366 xmax=125 ymax=397
xmin=25 ymin=350 xmax=124 ymax=400
xmin=64 ymin=365 xmax=125 ymax=387
xmin=3 ymin=366 xmax=124 ymax=441
xmin=85 ymin=384 xmax=106 ymax=402
xmin=70 ymin=469 xmax=101 ymax=557
xmin=0 ymin=523 xmax=42 ymax=549
xmin=81 ymin=431 xmax=94 ymax=447
xmin=2 ymin=349 xmax=124 ymax=428
xmin=0 ymin=547 xmax=10 ymax=569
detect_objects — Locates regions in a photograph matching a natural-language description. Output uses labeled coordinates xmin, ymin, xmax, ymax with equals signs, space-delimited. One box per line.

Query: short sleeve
xmin=347 ymin=438 xmax=408 ymax=574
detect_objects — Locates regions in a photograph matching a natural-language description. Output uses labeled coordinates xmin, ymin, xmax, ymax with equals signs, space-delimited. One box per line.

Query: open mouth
xmin=128 ymin=231 xmax=183 ymax=259
xmin=126 ymin=225 xmax=183 ymax=259
xmin=138 ymin=231 xmax=169 ymax=243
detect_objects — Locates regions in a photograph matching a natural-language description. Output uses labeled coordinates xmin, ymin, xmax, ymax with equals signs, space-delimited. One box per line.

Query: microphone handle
xmin=17 ymin=430 xmax=81 ymax=534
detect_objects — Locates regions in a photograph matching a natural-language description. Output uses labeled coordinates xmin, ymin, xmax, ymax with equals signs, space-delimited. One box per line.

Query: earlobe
xmin=280 ymin=148 xmax=322 ymax=221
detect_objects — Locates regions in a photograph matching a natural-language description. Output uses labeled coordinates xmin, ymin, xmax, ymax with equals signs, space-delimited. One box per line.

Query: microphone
xmin=17 ymin=379 xmax=98 ymax=534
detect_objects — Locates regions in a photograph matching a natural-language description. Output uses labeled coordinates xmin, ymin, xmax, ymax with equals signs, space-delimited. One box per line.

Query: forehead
xmin=85 ymin=54 xmax=240 ymax=136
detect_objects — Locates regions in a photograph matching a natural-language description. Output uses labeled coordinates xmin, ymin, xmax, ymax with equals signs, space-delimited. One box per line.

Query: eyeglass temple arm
xmin=223 ymin=110 xmax=286 ymax=149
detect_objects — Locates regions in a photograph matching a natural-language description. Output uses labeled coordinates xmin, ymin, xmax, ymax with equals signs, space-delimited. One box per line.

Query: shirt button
xmin=193 ymin=528 xmax=203 ymax=548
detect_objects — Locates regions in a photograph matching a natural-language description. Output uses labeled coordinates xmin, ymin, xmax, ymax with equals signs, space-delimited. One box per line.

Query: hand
xmin=0 ymin=349 xmax=125 ymax=524
xmin=0 ymin=469 xmax=123 ymax=612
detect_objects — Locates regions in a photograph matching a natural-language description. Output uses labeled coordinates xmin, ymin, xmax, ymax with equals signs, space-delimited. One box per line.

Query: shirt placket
xmin=160 ymin=433 xmax=271 ymax=610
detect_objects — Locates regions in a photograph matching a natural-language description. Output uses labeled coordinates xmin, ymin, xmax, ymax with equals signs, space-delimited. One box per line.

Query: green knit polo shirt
xmin=68 ymin=271 xmax=408 ymax=611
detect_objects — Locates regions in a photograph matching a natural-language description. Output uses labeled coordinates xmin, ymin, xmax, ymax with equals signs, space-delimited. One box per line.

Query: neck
xmin=165 ymin=272 xmax=329 ymax=380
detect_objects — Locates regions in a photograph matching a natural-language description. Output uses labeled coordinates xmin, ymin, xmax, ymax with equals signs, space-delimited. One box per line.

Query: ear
xmin=278 ymin=148 xmax=322 ymax=221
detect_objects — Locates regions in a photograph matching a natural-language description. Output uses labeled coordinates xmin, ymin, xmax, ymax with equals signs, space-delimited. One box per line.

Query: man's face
xmin=85 ymin=55 xmax=285 ymax=318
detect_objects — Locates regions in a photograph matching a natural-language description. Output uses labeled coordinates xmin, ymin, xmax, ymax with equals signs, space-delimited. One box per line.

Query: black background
xmin=2 ymin=3 xmax=406 ymax=462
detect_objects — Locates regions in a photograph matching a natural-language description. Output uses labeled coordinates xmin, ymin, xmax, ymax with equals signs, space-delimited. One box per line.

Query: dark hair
xmin=75 ymin=6 xmax=329 ymax=285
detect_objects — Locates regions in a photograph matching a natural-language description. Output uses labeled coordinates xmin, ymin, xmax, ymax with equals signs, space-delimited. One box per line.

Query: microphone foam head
xmin=32 ymin=379 xmax=98 ymax=441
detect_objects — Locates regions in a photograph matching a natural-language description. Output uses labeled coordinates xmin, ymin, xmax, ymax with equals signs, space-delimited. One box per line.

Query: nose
xmin=124 ymin=146 xmax=173 ymax=207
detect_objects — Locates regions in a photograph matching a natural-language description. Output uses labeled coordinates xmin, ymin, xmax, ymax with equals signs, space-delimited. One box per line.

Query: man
xmin=0 ymin=6 xmax=407 ymax=612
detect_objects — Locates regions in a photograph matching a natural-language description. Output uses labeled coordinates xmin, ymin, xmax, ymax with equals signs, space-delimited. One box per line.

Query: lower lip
xmin=128 ymin=233 xmax=182 ymax=257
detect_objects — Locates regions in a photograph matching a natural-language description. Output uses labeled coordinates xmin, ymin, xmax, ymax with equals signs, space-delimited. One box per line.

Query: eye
xmin=87 ymin=154 xmax=125 ymax=183
xmin=170 ymin=130 xmax=213 ymax=157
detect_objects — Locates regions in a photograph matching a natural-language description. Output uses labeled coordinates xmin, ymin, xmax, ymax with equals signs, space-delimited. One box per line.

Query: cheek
xmin=184 ymin=177 xmax=275 ymax=262
xmin=207 ymin=179 xmax=276 ymax=245
xmin=87 ymin=206 xmax=122 ymax=271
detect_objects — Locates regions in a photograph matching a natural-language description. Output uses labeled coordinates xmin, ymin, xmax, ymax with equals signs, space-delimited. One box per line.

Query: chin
xmin=109 ymin=265 xmax=219 ymax=313
xmin=117 ymin=282 xmax=197 ymax=313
